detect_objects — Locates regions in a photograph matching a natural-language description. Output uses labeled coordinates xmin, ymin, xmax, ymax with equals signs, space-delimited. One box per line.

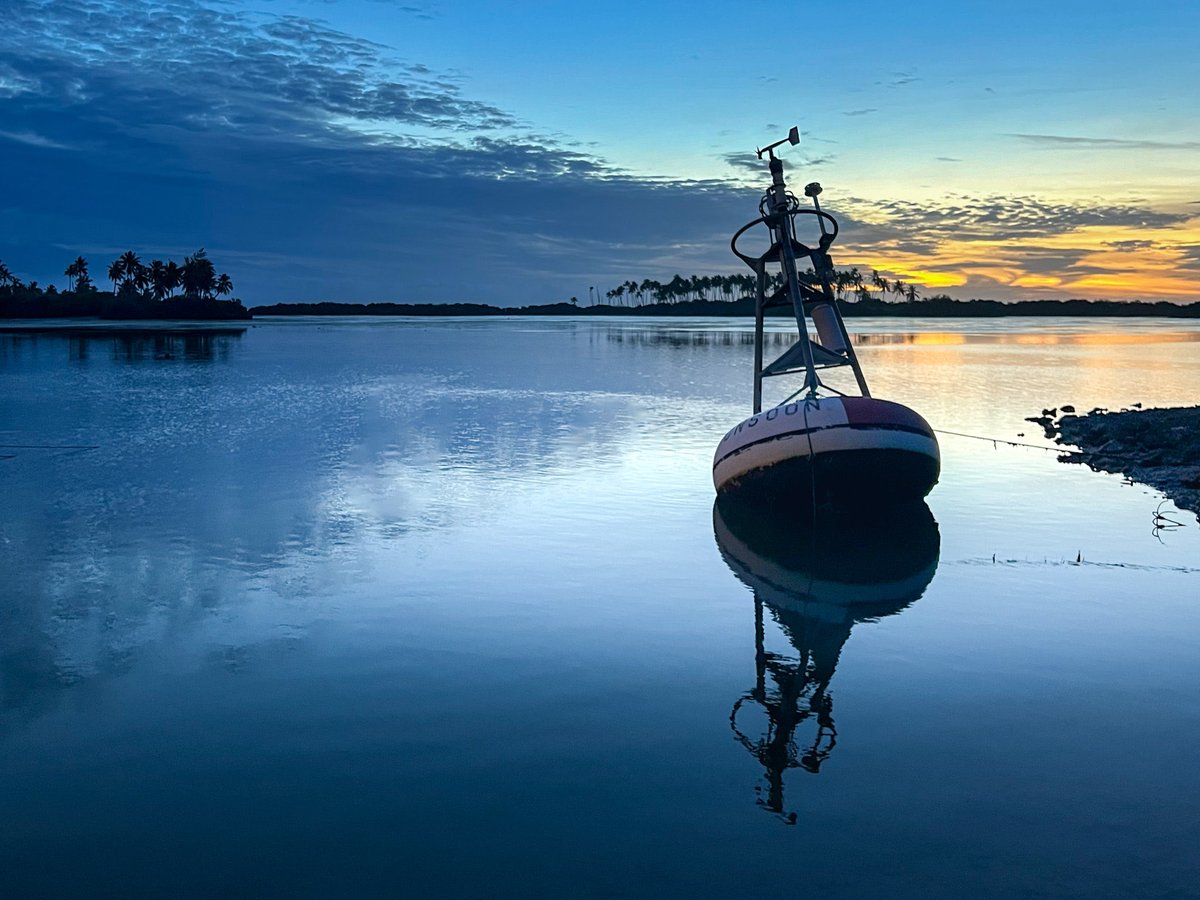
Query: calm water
xmin=2 ymin=317 xmax=1198 ymax=897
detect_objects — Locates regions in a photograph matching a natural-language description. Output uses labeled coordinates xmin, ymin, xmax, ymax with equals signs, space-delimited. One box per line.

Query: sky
xmin=2 ymin=0 xmax=1199 ymax=305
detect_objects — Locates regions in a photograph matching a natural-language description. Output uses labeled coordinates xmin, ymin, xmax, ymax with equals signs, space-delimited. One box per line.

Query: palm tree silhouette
xmin=148 ymin=260 xmax=169 ymax=301
xmin=181 ymin=248 xmax=216 ymax=299
xmin=871 ymin=269 xmax=889 ymax=299
xmin=904 ymin=283 xmax=920 ymax=303
xmin=215 ymin=273 xmax=233 ymax=297
xmin=164 ymin=261 xmax=182 ymax=298
xmin=64 ymin=256 xmax=88 ymax=291
xmin=0 ymin=260 xmax=13 ymax=289
xmin=120 ymin=251 xmax=148 ymax=295
xmin=849 ymin=267 xmax=864 ymax=299
xmin=104 ymin=252 xmax=142 ymax=294
xmin=107 ymin=259 xmax=122 ymax=292
xmin=639 ymin=278 xmax=654 ymax=305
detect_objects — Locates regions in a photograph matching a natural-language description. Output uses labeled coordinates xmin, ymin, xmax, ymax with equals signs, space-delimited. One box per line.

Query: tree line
xmin=584 ymin=268 xmax=922 ymax=307
xmin=1 ymin=248 xmax=234 ymax=302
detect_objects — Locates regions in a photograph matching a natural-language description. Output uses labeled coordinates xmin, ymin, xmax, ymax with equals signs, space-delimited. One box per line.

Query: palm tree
xmin=64 ymin=256 xmax=88 ymax=291
xmin=74 ymin=256 xmax=92 ymax=291
xmin=892 ymin=278 xmax=907 ymax=301
xmin=0 ymin=260 xmax=12 ymax=289
xmin=148 ymin=260 xmax=169 ymax=301
xmin=164 ymin=261 xmax=181 ymax=298
xmin=834 ymin=270 xmax=852 ymax=300
xmin=215 ymin=273 xmax=233 ymax=297
xmin=118 ymin=250 xmax=141 ymax=273
xmin=904 ymin=283 xmax=920 ymax=303
xmin=871 ymin=269 xmax=888 ymax=299
xmin=181 ymin=248 xmax=216 ymax=299
xmin=107 ymin=259 xmax=123 ymax=292
xmin=116 ymin=251 xmax=147 ymax=295
xmin=849 ymin=267 xmax=864 ymax=299
xmin=639 ymin=278 xmax=655 ymax=305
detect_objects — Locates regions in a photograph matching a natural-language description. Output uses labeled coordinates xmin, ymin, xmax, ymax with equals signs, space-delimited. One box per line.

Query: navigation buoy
xmin=715 ymin=127 xmax=939 ymax=507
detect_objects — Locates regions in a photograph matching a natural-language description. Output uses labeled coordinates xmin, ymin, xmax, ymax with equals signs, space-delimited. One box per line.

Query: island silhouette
xmin=0 ymin=250 xmax=250 ymax=320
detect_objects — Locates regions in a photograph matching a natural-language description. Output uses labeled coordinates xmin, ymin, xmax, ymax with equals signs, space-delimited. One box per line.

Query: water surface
xmin=2 ymin=317 xmax=1198 ymax=896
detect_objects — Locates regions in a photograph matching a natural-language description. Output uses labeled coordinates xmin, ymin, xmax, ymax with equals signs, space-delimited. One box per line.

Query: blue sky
xmin=3 ymin=0 xmax=1199 ymax=303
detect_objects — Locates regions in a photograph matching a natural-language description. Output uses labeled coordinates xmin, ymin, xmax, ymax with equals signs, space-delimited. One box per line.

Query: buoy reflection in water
xmin=713 ymin=498 xmax=941 ymax=823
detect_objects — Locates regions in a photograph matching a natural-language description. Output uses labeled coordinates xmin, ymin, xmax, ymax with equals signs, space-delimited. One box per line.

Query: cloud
xmin=1173 ymin=244 xmax=1200 ymax=272
xmin=312 ymin=0 xmax=435 ymax=15
xmin=823 ymin=194 xmax=1200 ymax=298
xmin=998 ymin=246 xmax=1099 ymax=276
xmin=843 ymin=108 xmax=878 ymax=117
xmin=0 ymin=130 xmax=73 ymax=150
xmin=722 ymin=153 xmax=766 ymax=176
xmin=877 ymin=71 xmax=918 ymax=87
xmin=1008 ymin=133 xmax=1200 ymax=151
xmin=0 ymin=0 xmax=774 ymax=301
xmin=722 ymin=150 xmax=833 ymax=182
xmin=0 ymin=64 xmax=41 ymax=98
xmin=1103 ymin=239 xmax=1158 ymax=251
xmin=840 ymin=194 xmax=1189 ymax=244
xmin=2 ymin=0 xmax=519 ymax=142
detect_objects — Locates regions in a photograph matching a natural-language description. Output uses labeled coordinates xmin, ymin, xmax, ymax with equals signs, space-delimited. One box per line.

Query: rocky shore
xmin=1036 ymin=406 xmax=1200 ymax=518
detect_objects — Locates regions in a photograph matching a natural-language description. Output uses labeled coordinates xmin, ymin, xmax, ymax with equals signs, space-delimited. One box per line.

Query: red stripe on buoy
xmin=841 ymin=397 xmax=930 ymax=432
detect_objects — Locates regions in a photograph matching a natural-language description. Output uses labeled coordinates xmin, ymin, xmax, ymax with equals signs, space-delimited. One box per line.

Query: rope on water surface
xmin=933 ymin=428 xmax=1161 ymax=466
xmin=932 ymin=429 xmax=1061 ymax=452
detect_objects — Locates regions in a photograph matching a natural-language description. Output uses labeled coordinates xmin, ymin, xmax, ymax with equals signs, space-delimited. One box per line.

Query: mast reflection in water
xmin=713 ymin=499 xmax=941 ymax=823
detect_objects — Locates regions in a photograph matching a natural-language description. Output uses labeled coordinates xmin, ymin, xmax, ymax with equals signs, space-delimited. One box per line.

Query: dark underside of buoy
xmin=718 ymin=448 xmax=939 ymax=508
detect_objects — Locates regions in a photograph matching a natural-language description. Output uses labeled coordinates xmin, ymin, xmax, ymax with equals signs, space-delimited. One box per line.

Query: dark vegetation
xmin=254 ymin=267 xmax=1197 ymax=317
xmin=1046 ymin=406 xmax=1200 ymax=517
xmin=254 ymin=295 xmax=1200 ymax=318
xmin=5 ymin=256 xmax=1196 ymax=318
xmin=0 ymin=251 xmax=250 ymax=320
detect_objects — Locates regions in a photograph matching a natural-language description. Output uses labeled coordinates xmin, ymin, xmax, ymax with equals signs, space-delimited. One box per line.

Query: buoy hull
xmin=713 ymin=396 xmax=940 ymax=506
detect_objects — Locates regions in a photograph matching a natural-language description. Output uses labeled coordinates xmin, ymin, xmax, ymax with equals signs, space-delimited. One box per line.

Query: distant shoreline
xmin=4 ymin=296 xmax=1199 ymax=323
xmin=249 ymin=298 xmax=1200 ymax=318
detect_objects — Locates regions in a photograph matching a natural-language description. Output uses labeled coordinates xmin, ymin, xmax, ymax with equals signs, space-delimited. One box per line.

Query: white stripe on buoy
xmin=713 ymin=396 xmax=939 ymax=494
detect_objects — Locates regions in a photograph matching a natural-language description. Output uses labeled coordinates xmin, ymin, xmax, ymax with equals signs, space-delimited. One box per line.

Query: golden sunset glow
xmin=841 ymin=214 xmax=1200 ymax=302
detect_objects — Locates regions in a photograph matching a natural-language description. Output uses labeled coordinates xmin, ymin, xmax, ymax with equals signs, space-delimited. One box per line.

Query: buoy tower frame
xmin=730 ymin=126 xmax=870 ymax=413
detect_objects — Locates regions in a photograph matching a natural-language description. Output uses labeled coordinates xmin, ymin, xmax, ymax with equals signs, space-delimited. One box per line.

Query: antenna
xmin=756 ymin=126 xmax=800 ymax=160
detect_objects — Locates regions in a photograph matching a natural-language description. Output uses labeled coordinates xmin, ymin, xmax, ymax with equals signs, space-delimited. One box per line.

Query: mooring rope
xmin=932 ymin=429 xmax=1062 ymax=452
xmin=932 ymin=427 xmax=1161 ymax=467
